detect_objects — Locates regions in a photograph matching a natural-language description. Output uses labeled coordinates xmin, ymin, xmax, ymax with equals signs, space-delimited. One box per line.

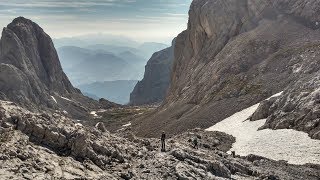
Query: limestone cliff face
xmin=0 ymin=17 xmax=112 ymax=118
xmin=130 ymin=44 xmax=173 ymax=105
xmin=132 ymin=0 xmax=320 ymax=137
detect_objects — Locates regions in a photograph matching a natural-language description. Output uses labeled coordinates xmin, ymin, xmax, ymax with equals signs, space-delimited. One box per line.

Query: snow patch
xmin=90 ymin=111 xmax=98 ymax=117
xmin=206 ymin=92 xmax=320 ymax=165
xmin=90 ymin=111 xmax=102 ymax=118
xmin=51 ymin=96 xmax=57 ymax=104
xmin=122 ymin=122 xmax=131 ymax=127
xmin=266 ymin=91 xmax=283 ymax=100
xmin=60 ymin=96 xmax=72 ymax=102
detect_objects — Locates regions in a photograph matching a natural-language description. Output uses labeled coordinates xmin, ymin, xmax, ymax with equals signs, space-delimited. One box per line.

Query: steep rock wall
xmin=132 ymin=0 xmax=320 ymax=137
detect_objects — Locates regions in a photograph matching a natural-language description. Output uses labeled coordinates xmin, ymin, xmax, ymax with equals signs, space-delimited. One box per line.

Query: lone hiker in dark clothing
xmin=161 ymin=131 xmax=166 ymax=152
xmin=231 ymin=151 xmax=236 ymax=158
xmin=193 ymin=137 xmax=199 ymax=149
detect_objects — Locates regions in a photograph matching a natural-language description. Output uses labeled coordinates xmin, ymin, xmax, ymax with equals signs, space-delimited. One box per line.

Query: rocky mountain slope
xmin=130 ymin=43 xmax=174 ymax=105
xmin=1 ymin=100 xmax=319 ymax=179
xmin=0 ymin=17 xmax=116 ymax=119
xmin=132 ymin=0 xmax=320 ymax=137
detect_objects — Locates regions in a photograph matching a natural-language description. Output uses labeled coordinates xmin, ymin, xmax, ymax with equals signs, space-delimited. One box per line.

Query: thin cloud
xmin=0 ymin=0 xmax=191 ymax=42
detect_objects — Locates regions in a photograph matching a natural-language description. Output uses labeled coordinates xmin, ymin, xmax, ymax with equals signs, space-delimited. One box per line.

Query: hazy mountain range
xmin=55 ymin=34 xmax=168 ymax=104
xmin=78 ymin=80 xmax=139 ymax=104
xmin=54 ymin=34 xmax=168 ymax=59
xmin=58 ymin=46 xmax=139 ymax=85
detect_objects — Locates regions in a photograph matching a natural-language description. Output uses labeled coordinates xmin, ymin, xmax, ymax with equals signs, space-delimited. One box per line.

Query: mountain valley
xmin=0 ymin=0 xmax=320 ymax=179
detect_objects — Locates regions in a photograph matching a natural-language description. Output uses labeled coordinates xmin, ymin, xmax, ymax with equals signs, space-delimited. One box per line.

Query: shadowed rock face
xmin=129 ymin=43 xmax=174 ymax=106
xmin=132 ymin=0 xmax=320 ymax=137
xmin=0 ymin=17 xmax=117 ymax=119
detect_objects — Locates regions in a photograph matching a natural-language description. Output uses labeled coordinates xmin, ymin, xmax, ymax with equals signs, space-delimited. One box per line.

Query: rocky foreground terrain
xmin=1 ymin=101 xmax=320 ymax=179
xmin=132 ymin=0 xmax=320 ymax=137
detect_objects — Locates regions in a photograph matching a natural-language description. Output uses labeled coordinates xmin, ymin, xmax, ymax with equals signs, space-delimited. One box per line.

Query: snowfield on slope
xmin=206 ymin=92 xmax=320 ymax=165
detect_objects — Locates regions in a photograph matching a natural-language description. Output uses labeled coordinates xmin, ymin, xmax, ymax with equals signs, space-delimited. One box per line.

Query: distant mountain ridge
xmin=53 ymin=33 xmax=140 ymax=48
xmin=57 ymin=40 xmax=169 ymax=104
xmin=57 ymin=46 xmax=142 ymax=86
xmin=54 ymin=34 xmax=169 ymax=59
xmin=86 ymin=42 xmax=168 ymax=59
xmin=78 ymin=80 xmax=139 ymax=105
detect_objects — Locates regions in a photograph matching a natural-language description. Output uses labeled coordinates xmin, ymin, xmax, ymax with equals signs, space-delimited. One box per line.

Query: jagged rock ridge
xmin=132 ymin=0 xmax=320 ymax=137
xmin=130 ymin=42 xmax=174 ymax=105
xmin=0 ymin=17 xmax=117 ymax=119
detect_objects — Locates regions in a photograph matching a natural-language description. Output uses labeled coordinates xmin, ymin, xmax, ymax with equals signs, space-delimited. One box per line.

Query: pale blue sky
xmin=0 ymin=0 xmax=192 ymax=43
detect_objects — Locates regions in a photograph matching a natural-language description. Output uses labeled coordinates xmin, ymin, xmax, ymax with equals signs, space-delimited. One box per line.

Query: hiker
xmin=161 ymin=131 xmax=166 ymax=152
xmin=193 ymin=137 xmax=199 ymax=149
xmin=231 ymin=151 xmax=236 ymax=158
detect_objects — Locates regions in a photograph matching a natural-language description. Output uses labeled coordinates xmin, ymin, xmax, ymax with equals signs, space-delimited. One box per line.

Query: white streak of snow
xmin=206 ymin=92 xmax=320 ymax=165
xmin=51 ymin=96 xmax=57 ymax=104
xmin=266 ymin=91 xmax=283 ymax=100
xmin=61 ymin=96 xmax=72 ymax=102
xmin=122 ymin=122 xmax=131 ymax=127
